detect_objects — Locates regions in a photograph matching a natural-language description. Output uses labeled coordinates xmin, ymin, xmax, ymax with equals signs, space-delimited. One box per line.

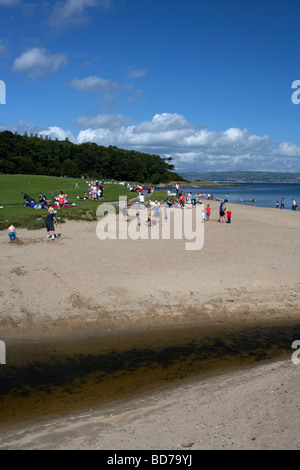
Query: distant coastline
xmin=156 ymin=180 xmax=241 ymax=188
xmin=178 ymin=171 xmax=300 ymax=184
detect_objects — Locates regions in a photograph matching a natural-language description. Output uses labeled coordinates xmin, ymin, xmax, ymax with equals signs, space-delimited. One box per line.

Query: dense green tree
xmin=0 ymin=130 xmax=184 ymax=184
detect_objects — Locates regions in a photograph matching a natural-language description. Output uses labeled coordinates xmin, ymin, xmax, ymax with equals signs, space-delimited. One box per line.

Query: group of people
xmin=276 ymin=198 xmax=298 ymax=210
xmin=87 ymin=181 xmax=104 ymax=200
xmin=8 ymin=204 xmax=60 ymax=242
xmin=218 ymin=202 xmax=232 ymax=223
xmin=121 ymin=182 xmax=153 ymax=194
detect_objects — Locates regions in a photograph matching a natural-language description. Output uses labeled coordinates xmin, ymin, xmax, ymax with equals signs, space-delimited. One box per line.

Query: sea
xmin=156 ymin=183 xmax=300 ymax=211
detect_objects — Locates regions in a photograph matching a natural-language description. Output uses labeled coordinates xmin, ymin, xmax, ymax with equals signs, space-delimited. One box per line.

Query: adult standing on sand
xmin=280 ymin=197 xmax=285 ymax=209
xmin=219 ymin=202 xmax=226 ymax=223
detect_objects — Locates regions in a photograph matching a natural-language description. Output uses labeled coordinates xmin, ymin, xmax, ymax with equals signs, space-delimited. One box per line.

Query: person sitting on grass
xmin=45 ymin=207 xmax=57 ymax=240
xmin=58 ymin=191 xmax=65 ymax=207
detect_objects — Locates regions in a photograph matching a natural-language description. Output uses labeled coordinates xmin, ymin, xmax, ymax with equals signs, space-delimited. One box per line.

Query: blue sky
xmin=0 ymin=0 xmax=299 ymax=173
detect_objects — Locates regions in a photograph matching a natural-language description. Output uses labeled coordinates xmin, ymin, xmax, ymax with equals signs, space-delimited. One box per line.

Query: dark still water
xmin=157 ymin=183 xmax=300 ymax=210
xmin=0 ymin=320 xmax=299 ymax=430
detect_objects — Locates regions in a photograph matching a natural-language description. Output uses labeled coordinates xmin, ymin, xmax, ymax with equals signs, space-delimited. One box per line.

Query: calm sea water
xmin=157 ymin=183 xmax=300 ymax=210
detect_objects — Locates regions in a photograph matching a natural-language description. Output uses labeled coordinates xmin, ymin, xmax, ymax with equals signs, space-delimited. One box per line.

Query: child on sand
xmin=45 ymin=207 xmax=57 ymax=240
xmin=226 ymin=209 xmax=232 ymax=224
xmin=206 ymin=204 xmax=211 ymax=221
xmin=8 ymin=225 xmax=16 ymax=241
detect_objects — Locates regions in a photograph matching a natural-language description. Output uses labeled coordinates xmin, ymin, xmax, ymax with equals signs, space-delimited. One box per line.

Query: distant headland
xmin=178 ymin=171 xmax=300 ymax=184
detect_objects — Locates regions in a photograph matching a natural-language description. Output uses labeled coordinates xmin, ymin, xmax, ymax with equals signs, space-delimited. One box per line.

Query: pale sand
xmin=0 ymin=200 xmax=299 ymax=449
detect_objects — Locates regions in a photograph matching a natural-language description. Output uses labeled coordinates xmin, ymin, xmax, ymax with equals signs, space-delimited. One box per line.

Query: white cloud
xmin=70 ymin=75 xmax=118 ymax=93
xmin=272 ymin=142 xmax=300 ymax=158
xmin=0 ymin=120 xmax=76 ymax=142
xmin=13 ymin=48 xmax=68 ymax=80
xmin=74 ymin=113 xmax=130 ymax=129
xmin=39 ymin=126 xmax=76 ymax=142
xmin=74 ymin=113 xmax=300 ymax=172
xmin=49 ymin=0 xmax=113 ymax=27
xmin=134 ymin=113 xmax=198 ymax=134
xmin=0 ymin=120 xmax=47 ymax=135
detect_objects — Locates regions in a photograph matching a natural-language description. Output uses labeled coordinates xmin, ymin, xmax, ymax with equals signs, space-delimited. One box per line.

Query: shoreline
xmin=0 ymin=202 xmax=299 ymax=448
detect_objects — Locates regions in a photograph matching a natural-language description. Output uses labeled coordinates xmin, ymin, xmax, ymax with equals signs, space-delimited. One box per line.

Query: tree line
xmin=0 ymin=131 xmax=184 ymax=184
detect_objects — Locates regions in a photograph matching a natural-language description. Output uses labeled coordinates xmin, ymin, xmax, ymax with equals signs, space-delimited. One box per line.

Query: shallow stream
xmin=0 ymin=319 xmax=299 ymax=430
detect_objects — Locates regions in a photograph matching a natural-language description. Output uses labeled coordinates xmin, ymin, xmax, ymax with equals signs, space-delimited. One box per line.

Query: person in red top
xmin=58 ymin=191 xmax=65 ymax=207
xmin=226 ymin=209 xmax=232 ymax=223
xmin=206 ymin=204 xmax=211 ymax=221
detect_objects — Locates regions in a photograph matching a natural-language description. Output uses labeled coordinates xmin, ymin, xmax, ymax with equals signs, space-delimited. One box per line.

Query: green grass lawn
xmin=0 ymin=174 xmax=169 ymax=230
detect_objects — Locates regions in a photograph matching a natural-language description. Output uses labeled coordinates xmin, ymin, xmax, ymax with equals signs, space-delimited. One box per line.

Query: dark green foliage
xmin=0 ymin=131 xmax=184 ymax=184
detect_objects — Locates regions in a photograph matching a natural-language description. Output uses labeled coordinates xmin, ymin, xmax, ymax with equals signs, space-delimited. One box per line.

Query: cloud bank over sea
xmin=2 ymin=113 xmax=300 ymax=173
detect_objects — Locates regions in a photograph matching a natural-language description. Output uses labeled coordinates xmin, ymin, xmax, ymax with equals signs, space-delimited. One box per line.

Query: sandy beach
xmin=0 ymin=200 xmax=300 ymax=449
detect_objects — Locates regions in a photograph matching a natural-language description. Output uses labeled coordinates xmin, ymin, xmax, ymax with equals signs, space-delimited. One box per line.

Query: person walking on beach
xmin=45 ymin=207 xmax=57 ymax=240
xmin=292 ymin=199 xmax=297 ymax=210
xmin=276 ymin=199 xmax=279 ymax=208
xmin=280 ymin=197 xmax=285 ymax=209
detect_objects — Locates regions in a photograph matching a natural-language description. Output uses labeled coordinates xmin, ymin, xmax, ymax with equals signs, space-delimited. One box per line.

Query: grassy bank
xmin=0 ymin=174 xmax=169 ymax=230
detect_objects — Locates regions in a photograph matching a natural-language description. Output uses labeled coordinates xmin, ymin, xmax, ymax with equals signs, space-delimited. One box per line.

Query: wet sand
xmin=0 ymin=359 xmax=299 ymax=450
